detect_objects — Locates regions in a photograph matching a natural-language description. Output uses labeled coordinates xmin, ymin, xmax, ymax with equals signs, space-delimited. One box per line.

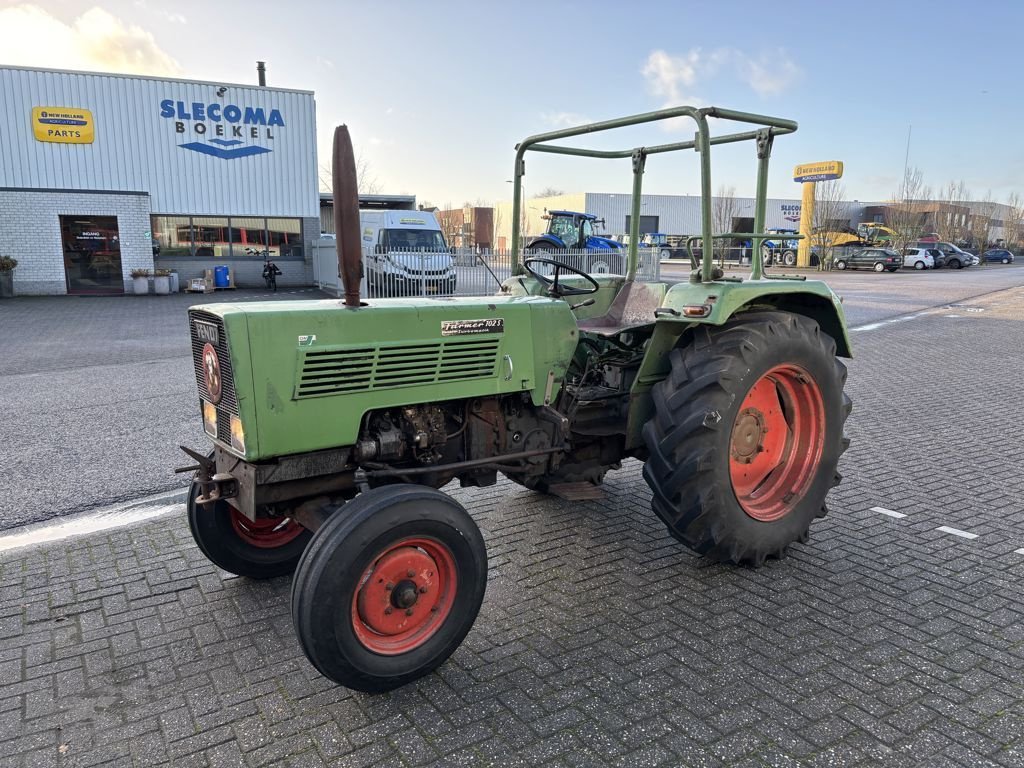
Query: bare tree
xmin=809 ymin=180 xmax=848 ymax=271
xmin=489 ymin=204 xmax=504 ymax=252
xmin=1004 ymin=193 xmax=1024 ymax=252
xmin=438 ymin=204 xmax=463 ymax=247
xmin=712 ymin=184 xmax=738 ymax=266
xmin=884 ymin=167 xmax=929 ymax=254
xmin=319 ymin=151 xmax=382 ymax=195
xmin=935 ymin=180 xmax=971 ymax=243
xmin=532 ymin=186 xmax=565 ymax=199
xmin=966 ymin=192 xmax=995 ymax=260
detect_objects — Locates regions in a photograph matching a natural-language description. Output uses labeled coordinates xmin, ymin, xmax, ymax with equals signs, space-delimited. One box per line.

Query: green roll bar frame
xmin=510 ymin=106 xmax=797 ymax=284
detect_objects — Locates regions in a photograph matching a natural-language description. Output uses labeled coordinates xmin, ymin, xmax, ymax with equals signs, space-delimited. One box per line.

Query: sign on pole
xmin=793 ymin=161 xmax=843 ymax=183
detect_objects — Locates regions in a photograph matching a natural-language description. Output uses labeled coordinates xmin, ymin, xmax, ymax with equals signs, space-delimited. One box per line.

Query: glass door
xmin=60 ymin=215 xmax=124 ymax=294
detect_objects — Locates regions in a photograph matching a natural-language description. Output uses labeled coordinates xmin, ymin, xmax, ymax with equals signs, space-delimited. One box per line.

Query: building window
xmin=192 ymin=217 xmax=230 ymax=258
xmin=152 ymin=215 xmax=193 ymax=257
xmin=230 ymin=217 xmax=269 ymax=257
xmin=267 ymin=218 xmax=302 ymax=258
xmin=150 ymin=216 xmax=303 ymax=258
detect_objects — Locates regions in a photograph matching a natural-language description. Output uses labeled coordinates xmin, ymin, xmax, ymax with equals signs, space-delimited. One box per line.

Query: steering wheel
xmin=522 ymin=257 xmax=600 ymax=297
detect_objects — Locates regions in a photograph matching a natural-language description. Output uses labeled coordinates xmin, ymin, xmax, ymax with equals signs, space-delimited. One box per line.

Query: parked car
xmin=982 ymin=248 xmax=1015 ymax=264
xmin=902 ymin=247 xmax=935 ymax=270
xmin=920 ymin=241 xmax=974 ymax=269
xmin=834 ymin=248 xmax=902 ymax=272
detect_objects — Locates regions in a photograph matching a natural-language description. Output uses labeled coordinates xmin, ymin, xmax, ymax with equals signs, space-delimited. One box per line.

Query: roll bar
xmin=510 ymin=106 xmax=798 ymax=284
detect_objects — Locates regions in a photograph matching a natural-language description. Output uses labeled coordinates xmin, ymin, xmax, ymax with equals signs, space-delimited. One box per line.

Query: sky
xmin=1 ymin=0 xmax=1021 ymax=207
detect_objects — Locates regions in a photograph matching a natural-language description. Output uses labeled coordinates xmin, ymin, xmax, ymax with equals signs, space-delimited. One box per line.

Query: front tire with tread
xmin=291 ymin=485 xmax=487 ymax=693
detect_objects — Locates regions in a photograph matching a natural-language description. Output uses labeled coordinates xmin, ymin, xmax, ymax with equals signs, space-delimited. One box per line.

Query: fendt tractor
xmin=180 ymin=107 xmax=853 ymax=693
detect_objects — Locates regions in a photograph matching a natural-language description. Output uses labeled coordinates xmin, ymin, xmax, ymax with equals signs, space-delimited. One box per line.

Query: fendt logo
xmin=160 ymin=98 xmax=285 ymax=160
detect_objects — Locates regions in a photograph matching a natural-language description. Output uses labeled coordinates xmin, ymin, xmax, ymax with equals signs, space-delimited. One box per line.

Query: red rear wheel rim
xmin=350 ymin=537 xmax=457 ymax=656
xmin=228 ymin=508 xmax=304 ymax=549
xmin=729 ymin=364 xmax=826 ymax=522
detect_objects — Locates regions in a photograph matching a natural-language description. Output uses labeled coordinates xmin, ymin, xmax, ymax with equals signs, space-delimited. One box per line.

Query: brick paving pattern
xmin=2 ymin=288 xmax=1024 ymax=766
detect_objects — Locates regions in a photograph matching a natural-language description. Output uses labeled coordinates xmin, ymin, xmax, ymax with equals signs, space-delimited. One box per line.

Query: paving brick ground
xmin=2 ymin=287 xmax=1024 ymax=766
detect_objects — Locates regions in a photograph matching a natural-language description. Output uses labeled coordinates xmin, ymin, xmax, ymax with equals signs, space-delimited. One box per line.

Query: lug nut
xmin=384 ymin=607 xmax=393 ymax=615
xmin=419 ymin=586 xmax=428 ymax=594
xmin=405 ymin=608 xmax=414 ymax=616
xmin=385 ymin=582 xmax=394 ymax=591
xmin=407 ymin=570 xmax=415 ymax=578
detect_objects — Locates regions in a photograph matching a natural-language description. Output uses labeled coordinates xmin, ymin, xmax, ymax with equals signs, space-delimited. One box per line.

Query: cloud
xmin=540 ymin=111 xmax=593 ymax=128
xmin=738 ymin=49 xmax=801 ymax=96
xmin=642 ymin=46 xmax=800 ymax=106
xmin=0 ymin=4 xmax=181 ymax=76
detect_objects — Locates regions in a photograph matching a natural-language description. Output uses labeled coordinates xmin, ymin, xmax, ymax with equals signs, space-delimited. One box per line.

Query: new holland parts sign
xmin=32 ymin=107 xmax=94 ymax=144
xmin=793 ymin=161 xmax=843 ymax=183
xmin=160 ymin=99 xmax=284 ymax=160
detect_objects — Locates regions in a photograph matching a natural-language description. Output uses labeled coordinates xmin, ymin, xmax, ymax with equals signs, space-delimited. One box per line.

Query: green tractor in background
xmin=181 ymin=107 xmax=852 ymax=693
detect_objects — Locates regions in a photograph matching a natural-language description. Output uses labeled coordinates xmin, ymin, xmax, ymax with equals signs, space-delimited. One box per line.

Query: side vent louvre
xmin=296 ymin=338 xmax=501 ymax=398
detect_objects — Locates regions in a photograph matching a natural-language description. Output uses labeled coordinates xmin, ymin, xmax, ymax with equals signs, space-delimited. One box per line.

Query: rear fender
xmin=624 ymin=279 xmax=851 ymax=452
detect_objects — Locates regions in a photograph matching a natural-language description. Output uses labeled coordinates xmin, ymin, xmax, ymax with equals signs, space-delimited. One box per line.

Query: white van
xmin=360 ymin=210 xmax=456 ymax=295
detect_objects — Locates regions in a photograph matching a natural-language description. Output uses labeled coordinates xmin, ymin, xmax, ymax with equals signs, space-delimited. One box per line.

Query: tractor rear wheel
xmin=291 ymin=485 xmax=487 ymax=692
xmin=642 ymin=311 xmax=851 ymax=565
xmin=187 ymin=480 xmax=312 ymax=579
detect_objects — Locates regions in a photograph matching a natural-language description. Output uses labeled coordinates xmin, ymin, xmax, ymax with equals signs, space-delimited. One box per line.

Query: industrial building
xmin=493 ymin=192 xmax=1009 ymax=250
xmin=0 ymin=65 xmax=319 ymax=295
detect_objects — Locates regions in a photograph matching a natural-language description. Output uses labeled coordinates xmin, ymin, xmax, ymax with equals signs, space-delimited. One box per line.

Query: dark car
xmin=834 ymin=248 xmax=902 ymax=272
xmin=982 ymin=248 xmax=1015 ymax=264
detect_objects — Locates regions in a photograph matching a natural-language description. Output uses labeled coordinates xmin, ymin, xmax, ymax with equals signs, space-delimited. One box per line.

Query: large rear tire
xmin=291 ymin=485 xmax=487 ymax=692
xmin=187 ymin=480 xmax=312 ymax=579
xmin=642 ymin=311 xmax=851 ymax=565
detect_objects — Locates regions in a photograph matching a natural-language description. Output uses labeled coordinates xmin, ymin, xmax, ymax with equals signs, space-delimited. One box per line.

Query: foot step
xmin=547 ymin=482 xmax=605 ymax=501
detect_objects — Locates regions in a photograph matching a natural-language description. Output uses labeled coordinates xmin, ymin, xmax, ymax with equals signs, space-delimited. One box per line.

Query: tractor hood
xmin=187 ymin=296 xmax=579 ymax=460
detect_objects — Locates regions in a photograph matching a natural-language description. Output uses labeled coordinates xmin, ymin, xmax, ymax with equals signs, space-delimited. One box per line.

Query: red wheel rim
xmin=228 ymin=508 xmax=304 ymax=549
xmin=729 ymin=364 xmax=826 ymax=522
xmin=350 ymin=537 xmax=457 ymax=656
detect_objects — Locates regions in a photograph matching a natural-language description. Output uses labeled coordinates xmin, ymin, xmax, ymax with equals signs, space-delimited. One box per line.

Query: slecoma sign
xmin=159 ymin=99 xmax=285 ymax=159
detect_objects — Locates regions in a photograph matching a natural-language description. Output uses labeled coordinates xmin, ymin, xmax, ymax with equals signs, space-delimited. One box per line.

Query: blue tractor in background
xmin=761 ymin=228 xmax=799 ymax=267
xmin=526 ymin=210 xmax=624 ymax=274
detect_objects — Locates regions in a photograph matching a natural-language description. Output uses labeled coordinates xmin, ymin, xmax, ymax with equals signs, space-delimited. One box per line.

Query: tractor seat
xmin=577 ymin=280 xmax=668 ymax=335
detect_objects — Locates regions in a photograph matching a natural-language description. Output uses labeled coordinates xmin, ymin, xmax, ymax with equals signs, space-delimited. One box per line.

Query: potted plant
xmin=153 ymin=268 xmax=171 ymax=295
xmin=0 ymin=256 xmax=16 ymax=298
xmin=131 ymin=268 xmax=150 ymax=294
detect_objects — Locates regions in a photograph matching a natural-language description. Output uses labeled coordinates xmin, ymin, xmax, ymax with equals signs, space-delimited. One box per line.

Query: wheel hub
xmin=352 ymin=538 xmax=456 ymax=655
xmin=728 ymin=365 xmax=826 ymax=522
xmin=730 ymin=408 xmax=767 ymax=464
xmin=391 ymin=579 xmax=419 ymax=609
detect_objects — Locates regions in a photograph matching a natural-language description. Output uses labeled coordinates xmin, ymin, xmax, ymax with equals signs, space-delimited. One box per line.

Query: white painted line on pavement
xmin=936 ymin=526 xmax=979 ymax=540
xmin=871 ymin=506 xmax=907 ymax=519
xmin=1015 ymin=548 xmax=1024 ymax=556
xmin=850 ymin=312 xmax=930 ymax=333
xmin=0 ymin=491 xmax=185 ymax=553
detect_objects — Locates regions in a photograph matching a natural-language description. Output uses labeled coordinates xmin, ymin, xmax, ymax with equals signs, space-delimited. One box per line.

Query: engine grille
xmin=296 ymin=337 xmax=501 ymax=399
xmin=189 ymin=310 xmax=237 ymax=445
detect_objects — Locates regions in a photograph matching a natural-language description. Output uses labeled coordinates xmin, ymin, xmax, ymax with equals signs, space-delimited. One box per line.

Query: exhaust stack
xmin=256 ymin=61 xmax=266 ymax=86
xmin=332 ymin=125 xmax=363 ymax=307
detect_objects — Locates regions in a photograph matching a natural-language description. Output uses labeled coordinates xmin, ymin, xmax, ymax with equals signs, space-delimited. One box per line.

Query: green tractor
xmin=181 ymin=107 xmax=852 ymax=693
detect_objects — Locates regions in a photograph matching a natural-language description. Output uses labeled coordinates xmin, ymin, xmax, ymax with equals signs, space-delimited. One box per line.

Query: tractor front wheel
xmin=187 ymin=480 xmax=312 ymax=578
xmin=290 ymin=485 xmax=487 ymax=692
xmin=642 ymin=311 xmax=851 ymax=565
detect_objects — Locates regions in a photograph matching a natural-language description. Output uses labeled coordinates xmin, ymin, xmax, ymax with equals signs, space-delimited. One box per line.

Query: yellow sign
xmin=32 ymin=107 xmax=94 ymax=144
xmin=793 ymin=160 xmax=842 ymax=183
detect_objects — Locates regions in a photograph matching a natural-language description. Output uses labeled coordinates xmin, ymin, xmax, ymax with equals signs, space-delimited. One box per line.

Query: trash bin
xmin=213 ymin=265 xmax=229 ymax=288
xmin=168 ymin=271 xmax=179 ymax=293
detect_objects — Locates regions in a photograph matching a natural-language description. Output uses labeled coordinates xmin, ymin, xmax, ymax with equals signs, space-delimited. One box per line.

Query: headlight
xmin=202 ymin=401 xmax=217 ymax=437
xmin=230 ymin=415 xmax=246 ymax=454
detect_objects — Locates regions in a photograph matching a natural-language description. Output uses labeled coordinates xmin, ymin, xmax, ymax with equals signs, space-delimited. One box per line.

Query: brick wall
xmin=0 ymin=190 xmax=153 ymax=295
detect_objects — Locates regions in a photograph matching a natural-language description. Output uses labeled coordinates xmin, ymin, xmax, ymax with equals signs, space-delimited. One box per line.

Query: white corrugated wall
xmin=0 ymin=66 xmax=318 ymax=217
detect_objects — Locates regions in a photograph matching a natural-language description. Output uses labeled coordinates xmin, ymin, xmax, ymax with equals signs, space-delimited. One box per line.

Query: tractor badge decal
xmin=202 ymin=343 xmax=222 ymax=404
